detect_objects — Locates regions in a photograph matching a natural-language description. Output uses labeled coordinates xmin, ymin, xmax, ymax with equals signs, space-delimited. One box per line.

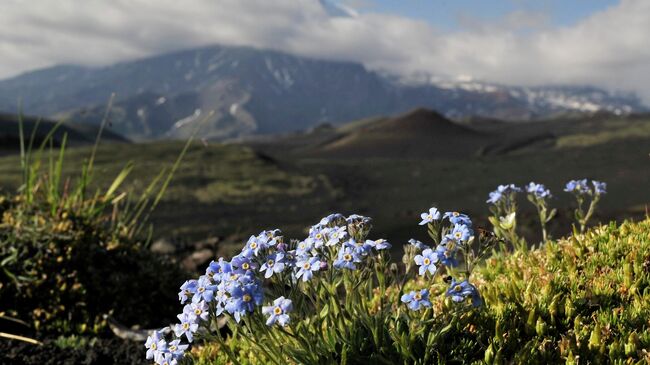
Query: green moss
xmin=474 ymin=219 xmax=650 ymax=363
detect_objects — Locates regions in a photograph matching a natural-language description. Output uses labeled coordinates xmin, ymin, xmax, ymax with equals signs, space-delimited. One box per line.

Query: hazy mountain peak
xmin=0 ymin=43 xmax=645 ymax=140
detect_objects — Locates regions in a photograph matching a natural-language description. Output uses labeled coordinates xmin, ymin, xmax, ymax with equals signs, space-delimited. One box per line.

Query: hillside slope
xmin=314 ymin=109 xmax=484 ymax=158
xmin=0 ymin=113 xmax=127 ymax=155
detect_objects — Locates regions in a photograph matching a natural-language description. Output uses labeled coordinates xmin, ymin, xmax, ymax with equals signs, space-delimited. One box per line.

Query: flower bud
xmin=484 ymin=343 xmax=495 ymax=364
xmin=535 ymin=317 xmax=547 ymax=336
xmin=588 ymin=324 xmax=601 ymax=351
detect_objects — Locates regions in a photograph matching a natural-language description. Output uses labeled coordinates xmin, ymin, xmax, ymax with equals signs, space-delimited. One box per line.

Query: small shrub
xmin=0 ymin=119 xmax=190 ymax=336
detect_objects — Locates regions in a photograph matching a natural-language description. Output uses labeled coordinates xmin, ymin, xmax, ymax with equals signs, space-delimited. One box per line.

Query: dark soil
xmin=0 ymin=338 xmax=147 ymax=365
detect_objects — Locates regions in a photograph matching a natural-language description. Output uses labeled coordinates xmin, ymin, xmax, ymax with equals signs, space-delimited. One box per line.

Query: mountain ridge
xmin=0 ymin=44 xmax=646 ymax=140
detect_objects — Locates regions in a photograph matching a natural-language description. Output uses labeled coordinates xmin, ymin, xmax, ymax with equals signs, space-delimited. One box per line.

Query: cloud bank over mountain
xmin=1 ymin=0 xmax=649 ymax=102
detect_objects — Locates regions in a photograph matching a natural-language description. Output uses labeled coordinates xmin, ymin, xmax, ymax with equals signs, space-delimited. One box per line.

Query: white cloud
xmin=0 ymin=0 xmax=649 ymax=102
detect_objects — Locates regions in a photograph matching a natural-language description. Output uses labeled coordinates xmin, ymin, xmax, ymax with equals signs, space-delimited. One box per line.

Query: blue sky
xmin=360 ymin=0 xmax=618 ymax=30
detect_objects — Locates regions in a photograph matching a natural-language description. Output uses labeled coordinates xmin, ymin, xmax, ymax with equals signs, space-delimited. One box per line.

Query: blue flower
xmin=308 ymin=228 xmax=328 ymax=248
xmin=193 ymin=275 xmax=217 ymax=303
xmin=166 ymin=339 xmax=188 ymax=360
xmin=334 ymin=247 xmax=361 ymax=270
xmin=225 ymin=283 xmax=264 ymax=322
xmin=346 ymin=214 xmax=372 ymax=225
xmin=564 ymin=179 xmax=590 ymax=194
xmin=400 ymin=289 xmax=432 ymax=311
xmin=259 ymin=252 xmax=287 ymax=279
xmin=367 ymin=238 xmax=392 ymax=250
xmin=209 ymin=258 xmax=233 ymax=283
xmin=526 ymin=182 xmax=551 ymax=198
xmin=184 ymin=300 xmax=209 ymax=322
xmin=295 ymin=255 xmax=321 ymax=282
xmin=325 ymin=226 xmax=347 ymax=246
xmin=155 ymin=352 xmax=178 ymax=365
xmin=295 ymin=239 xmax=315 ymax=256
xmin=593 ymin=180 xmax=607 ymax=195
xmin=318 ymin=213 xmax=346 ymax=227
xmin=212 ymin=283 xmax=230 ymax=316
xmin=419 ymin=207 xmax=441 ymax=225
xmin=434 ymin=243 xmax=459 ymax=267
xmin=145 ymin=330 xmax=166 ymax=360
xmin=408 ymin=238 xmax=430 ymax=250
xmin=174 ymin=313 xmax=199 ymax=342
xmin=345 ymin=238 xmax=373 ymax=256
xmin=178 ymin=280 xmax=197 ymax=304
xmin=231 ymin=254 xmax=257 ymax=272
xmin=486 ymin=190 xmax=503 ymax=204
xmin=446 ymin=278 xmax=481 ymax=307
xmin=262 ymin=296 xmax=293 ymax=326
xmin=414 ymin=248 xmax=438 ymax=276
xmin=487 ymin=184 xmax=521 ymax=204
xmin=206 ymin=260 xmax=220 ymax=277
xmin=443 ymin=211 xmax=472 ymax=226
xmin=445 ymin=223 xmax=471 ymax=242
xmin=242 ymin=235 xmax=267 ymax=257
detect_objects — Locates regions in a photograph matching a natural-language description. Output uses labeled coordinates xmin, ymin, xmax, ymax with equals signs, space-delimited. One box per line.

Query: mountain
xmin=0 ymin=44 xmax=646 ymax=140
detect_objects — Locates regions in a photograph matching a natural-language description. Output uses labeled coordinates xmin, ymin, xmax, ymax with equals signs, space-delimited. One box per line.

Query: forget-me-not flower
xmin=564 ymin=179 xmax=590 ymax=194
xmin=414 ymin=248 xmax=438 ymax=276
xmin=443 ymin=211 xmax=472 ymax=226
xmin=526 ymin=182 xmax=551 ymax=198
xmin=178 ymin=280 xmax=197 ymax=304
xmin=193 ymin=275 xmax=217 ymax=303
xmin=408 ymin=238 xmax=430 ymax=251
xmin=445 ymin=223 xmax=471 ymax=242
xmin=145 ymin=330 xmax=166 ymax=360
xmin=419 ymin=207 xmax=441 ymax=225
xmin=259 ymin=252 xmax=286 ymax=279
xmin=435 ymin=243 xmax=459 ymax=267
xmin=262 ymin=296 xmax=293 ymax=326
xmin=446 ymin=278 xmax=481 ymax=307
xmin=295 ymin=255 xmax=321 ymax=282
xmin=166 ymin=339 xmax=188 ymax=360
xmin=174 ymin=313 xmax=199 ymax=342
xmin=400 ymin=289 xmax=432 ymax=311
xmin=334 ymin=247 xmax=361 ymax=270
xmin=593 ymin=180 xmax=607 ymax=195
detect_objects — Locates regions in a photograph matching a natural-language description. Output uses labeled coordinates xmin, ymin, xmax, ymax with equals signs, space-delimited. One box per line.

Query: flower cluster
xmin=404 ymin=208 xmax=482 ymax=309
xmin=145 ymin=214 xmax=395 ymax=363
xmin=525 ymin=182 xmax=555 ymax=242
xmin=145 ymin=330 xmax=187 ymax=365
xmin=486 ymin=184 xmax=523 ymax=246
xmin=564 ymin=179 xmax=607 ymax=196
xmin=486 ymin=184 xmax=522 ymax=204
xmin=526 ymin=182 xmax=551 ymax=199
xmin=486 ymin=179 xmax=607 ymax=245
xmin=564 ymin=179 xmax=607 ymax=232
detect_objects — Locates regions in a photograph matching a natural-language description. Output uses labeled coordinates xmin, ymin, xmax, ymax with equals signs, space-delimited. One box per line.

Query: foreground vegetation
xmin=146 ymin=177 xmax=650 ymax=364
xmin=0 ymin=120 xmax=187 ymax=364
xmin=179 ymin=217 xmax=650 ymax=364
